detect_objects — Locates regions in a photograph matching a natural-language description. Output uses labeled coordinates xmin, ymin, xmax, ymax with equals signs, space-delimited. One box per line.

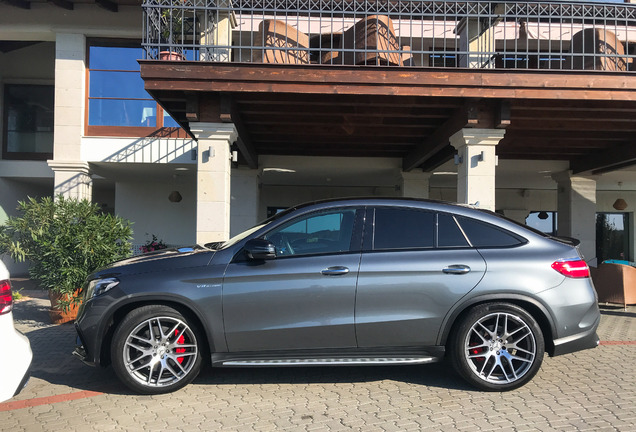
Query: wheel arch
xmin=439 ymin=294 xmax=557 ymax=356
xmin=97 ymin=296 xmax=214 ymax=368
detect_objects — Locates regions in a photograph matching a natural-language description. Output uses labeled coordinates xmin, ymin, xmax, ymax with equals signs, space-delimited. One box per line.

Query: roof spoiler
xmin=553 ymin=236 xmax=581 ymax=247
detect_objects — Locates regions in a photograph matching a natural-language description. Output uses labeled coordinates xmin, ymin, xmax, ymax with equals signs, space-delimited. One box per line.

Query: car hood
xmin=89 ymin=245 xmax=216 ymax=280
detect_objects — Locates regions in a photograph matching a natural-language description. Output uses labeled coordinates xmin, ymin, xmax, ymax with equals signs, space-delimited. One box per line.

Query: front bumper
xmin=73 ymin=324 xmax=97 ymax=366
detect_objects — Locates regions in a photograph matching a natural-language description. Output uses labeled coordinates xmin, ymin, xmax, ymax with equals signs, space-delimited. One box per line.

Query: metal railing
xmin=142 ymin=0 xmax=636 ymax=72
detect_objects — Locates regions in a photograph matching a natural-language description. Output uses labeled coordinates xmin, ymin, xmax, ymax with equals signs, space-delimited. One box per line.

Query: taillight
xmin=0 ymin=279 xmax=13 ymax=315
xmin=551 ymin=259 xmax=590 ymax=278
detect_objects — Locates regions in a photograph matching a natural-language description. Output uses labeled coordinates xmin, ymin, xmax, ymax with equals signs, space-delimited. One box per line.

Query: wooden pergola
xmin=140 ymin=61 xmax=636 ymax=175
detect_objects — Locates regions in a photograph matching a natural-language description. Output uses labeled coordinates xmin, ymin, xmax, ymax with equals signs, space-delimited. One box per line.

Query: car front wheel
xmin=111 ymin=305 xmax=202 ymax=394
xmin=450 ymin=303 xmax=545 ymax=391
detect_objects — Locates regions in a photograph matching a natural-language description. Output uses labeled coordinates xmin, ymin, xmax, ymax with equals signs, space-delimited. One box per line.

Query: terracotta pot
xmin=48 ymin=290 xmax=80 ymax=324
xmin=159 ymin=51 xmax=185 ymax=61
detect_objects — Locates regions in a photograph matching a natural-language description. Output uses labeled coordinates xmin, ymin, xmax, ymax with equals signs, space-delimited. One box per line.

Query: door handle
xmin=442 ymin=265 xmax=471 ymax=275
xmin=321 ymin=266 xmax=350 ymax=276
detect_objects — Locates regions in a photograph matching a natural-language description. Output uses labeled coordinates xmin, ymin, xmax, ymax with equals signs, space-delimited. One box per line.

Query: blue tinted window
xmin=89 ymin=99 xmax=157 ymax=127
xmin=89 ymin=46 xmax=144 ymax=70
xmin=163 ymin=112 xmax=179 ymax=127
xmin=88 ymin=43 xmax=179 ymax=130
xmin=89 ymin=71 xmax=150 ymax=99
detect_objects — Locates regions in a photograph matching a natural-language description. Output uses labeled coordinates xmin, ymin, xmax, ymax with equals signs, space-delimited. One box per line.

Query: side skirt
xmin=211 ymin=347 xmax=445 ymax=367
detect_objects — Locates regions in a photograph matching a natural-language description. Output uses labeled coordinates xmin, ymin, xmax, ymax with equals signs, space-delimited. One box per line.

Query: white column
xmin=190 ymin=123 xmax=238 ymax=244
xmin=450 ymin=128 xmax=505 ymax=211
xmin=401 ymin=170 xmax=431 ymax=199
xmin=53 ymin=33 xmax=85 ymax=161
xmin=47 ymin=161 xmax=92 ymax=201
xmin=552 ymin=171 xmax=598 ymax=266
xmin=230 ymin=167 xmax=261 ymax=236
xmin=49 ymin=33 xmax=90 ymax=201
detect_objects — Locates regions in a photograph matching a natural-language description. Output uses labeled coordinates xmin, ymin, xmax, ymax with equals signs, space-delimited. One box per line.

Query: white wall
xmin=0 ymin=177 xmax=53 ymax=276
xmin=0 ymin=41 xmax=55 ymax=81
xmin=259 ymin=185 xmax=399 ymax=220
xmin=115 ymin=179 xmax=196 ymax=247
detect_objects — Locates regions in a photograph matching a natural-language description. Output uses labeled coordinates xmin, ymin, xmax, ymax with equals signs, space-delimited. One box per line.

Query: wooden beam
xmin=185 ymin=93 xmax=199 ymax=122
xmin=3 ymin=0 xmax=30 ymax=9
xmin=140 ymin=62 xmax=636 ymax=101
xmin=501 ymin=130 xmax=632 ymax=142
xmin=496 ymin=100 xmax=511 ymax=129
xmin=95 ymin=0 xmax=117 ymax=12
xmin=402 ymin=105 xmax=471 ymax=172
xmin=49 ymin=0 xmax=73 ymax=10
xmin=571 ymin=140 xmax=636 ymax=174
xmin=402 ymin=99 xmax=508 ymax=171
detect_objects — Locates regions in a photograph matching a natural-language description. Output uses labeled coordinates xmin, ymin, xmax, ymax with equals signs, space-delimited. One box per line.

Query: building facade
xmin=1 ymin=0 xmax=635 ymax=275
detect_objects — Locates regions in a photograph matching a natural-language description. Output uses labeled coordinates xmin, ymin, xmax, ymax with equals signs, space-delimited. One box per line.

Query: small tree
xmin=0 ymin=196 xmax=133 ymax=311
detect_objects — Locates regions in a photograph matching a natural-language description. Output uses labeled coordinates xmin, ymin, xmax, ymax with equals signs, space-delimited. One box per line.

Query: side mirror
xmin=244 ymin=238 xmax=276 ymax=260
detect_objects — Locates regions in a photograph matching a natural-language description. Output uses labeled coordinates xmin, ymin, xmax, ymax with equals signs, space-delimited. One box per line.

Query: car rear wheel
xmin=111 ymin=305 xmax=202 ymax=394
xmin=450 ymin=303 xmax=545 ymax=391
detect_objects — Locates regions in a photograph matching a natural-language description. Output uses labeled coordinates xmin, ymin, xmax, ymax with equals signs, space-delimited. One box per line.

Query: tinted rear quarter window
xmin=373 ymin=208 xmax=434 ymax=250
xmin=456 ymin=216 xmax=524 ymax=247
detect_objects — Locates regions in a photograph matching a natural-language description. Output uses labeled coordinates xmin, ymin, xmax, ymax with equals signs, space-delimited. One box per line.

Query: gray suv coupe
xmin=73 ymin=198 xmax=600 ymax=394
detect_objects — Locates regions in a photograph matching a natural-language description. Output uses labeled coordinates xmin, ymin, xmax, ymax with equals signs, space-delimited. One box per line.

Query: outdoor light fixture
xmin=613 ymin=182 xmax=627 ymax=210
xmin=538 ymin=211 xmax=549 ymax=220
xmin=613 ymin=198 xmax=628 ymax=210
xmin=168 ymin=191 xmax=182 ymax=203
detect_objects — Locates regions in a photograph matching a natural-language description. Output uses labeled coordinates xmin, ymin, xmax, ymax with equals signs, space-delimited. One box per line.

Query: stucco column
xmin=47 ymin=161 xmax=92 ymax=200
xmin=230 ymin=167 xmax=261 ymax=236
xmin=401 ymin=170 xmax=431 ymax=199
xmin=190 ymin=123 xmax=238 ymax=244
xmin=49 ymin=33 xmax=90 ymax=200
xmin=53 ymin=33 xmax=85 ymax=162
xmin=450 ymin=128 xmax=505 ymax=211
xmin=552 ymin=171 xmax=597 ymax=266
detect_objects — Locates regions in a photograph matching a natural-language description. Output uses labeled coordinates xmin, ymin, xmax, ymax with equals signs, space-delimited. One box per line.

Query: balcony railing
xmin=142 ymin=0 xmax=636 ymax=72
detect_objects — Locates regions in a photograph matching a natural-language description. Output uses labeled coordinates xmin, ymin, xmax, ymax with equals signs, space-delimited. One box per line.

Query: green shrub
xmin=0 ymin=196 xmax=133 ymax=311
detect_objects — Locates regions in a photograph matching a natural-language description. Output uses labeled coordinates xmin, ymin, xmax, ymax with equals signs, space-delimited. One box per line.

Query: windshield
xmin=220 ymin=223 xmax=267 ymax=250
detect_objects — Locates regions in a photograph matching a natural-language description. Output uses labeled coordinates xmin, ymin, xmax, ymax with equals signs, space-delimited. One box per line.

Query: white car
xmin=0 ymin=261 xmax=32 ymax=402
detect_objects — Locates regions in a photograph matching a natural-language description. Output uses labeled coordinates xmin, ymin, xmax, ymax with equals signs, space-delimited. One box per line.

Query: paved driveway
xmin=1 ymin=290 xmax=635 ymax=431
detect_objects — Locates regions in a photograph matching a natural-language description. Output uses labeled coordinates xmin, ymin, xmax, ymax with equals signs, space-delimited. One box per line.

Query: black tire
xmin=449 ymin=302 xmax=545 ymax=391
xmin=111 ymin=305 xmax=203 ymax=394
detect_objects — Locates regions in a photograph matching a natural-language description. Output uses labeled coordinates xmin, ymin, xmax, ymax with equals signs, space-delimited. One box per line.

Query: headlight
xmin=85 ymin=277 xmax=120 ymax=299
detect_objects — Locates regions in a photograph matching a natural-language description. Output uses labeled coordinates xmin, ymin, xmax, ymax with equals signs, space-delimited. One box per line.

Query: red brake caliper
xmin=175 ymin=329 xmax=186 ymax=363
xmin=469 ymin=342 xmax=485 ymax=362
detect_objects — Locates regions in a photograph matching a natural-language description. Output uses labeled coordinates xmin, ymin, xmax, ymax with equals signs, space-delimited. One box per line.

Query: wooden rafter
xmin=3 ymin=0 xmax=30 ymax=9
xmin=95 ymin=0 xmax=117 ymax=12
xmin=49 ymin=0 xmax=73 ymax=10
xmin=571 ymin=140 xmax=636 ymax=174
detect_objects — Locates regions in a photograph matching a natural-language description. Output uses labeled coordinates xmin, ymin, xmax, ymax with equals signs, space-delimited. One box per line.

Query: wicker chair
xmin=590 ymin=263 xmax=636 ymax=310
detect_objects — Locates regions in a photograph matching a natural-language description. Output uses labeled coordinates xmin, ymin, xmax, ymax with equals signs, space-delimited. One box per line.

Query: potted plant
xmin=159 ymin=2 xmax=187 ymax=60
xmin=0 ymin=196 xmax=133 ymax=323
xmin=140 ymin=234 xmax=168 ymax=253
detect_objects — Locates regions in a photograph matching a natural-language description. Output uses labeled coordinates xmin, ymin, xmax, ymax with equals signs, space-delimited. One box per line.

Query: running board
xmin=220 ymin=356 xmax=438 ymax=367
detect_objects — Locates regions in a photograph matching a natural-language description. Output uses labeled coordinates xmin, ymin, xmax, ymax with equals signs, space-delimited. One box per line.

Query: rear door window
xmin=372 ymin=207 xmax=435 ymax=250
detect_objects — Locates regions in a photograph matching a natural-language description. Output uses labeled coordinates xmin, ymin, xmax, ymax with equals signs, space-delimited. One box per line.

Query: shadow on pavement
xmin=12 ymin=287 xmax=473 ymax=395
xmin=193 ymin=362 xmax=473 ymax=392
xmin=599 ymin=304 xmax=636 ymax=318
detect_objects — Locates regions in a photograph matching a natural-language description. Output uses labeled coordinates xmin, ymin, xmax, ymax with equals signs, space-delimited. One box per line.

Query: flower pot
xmin=48 ymin=290 xmax=80 ymax=324
xmin=159 ymin=51 xmax=185 ymax=61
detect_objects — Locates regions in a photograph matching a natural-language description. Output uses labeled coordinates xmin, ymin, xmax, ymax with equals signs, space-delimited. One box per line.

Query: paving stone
xmin=2 ymin=296 xmax=636 ymax=431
